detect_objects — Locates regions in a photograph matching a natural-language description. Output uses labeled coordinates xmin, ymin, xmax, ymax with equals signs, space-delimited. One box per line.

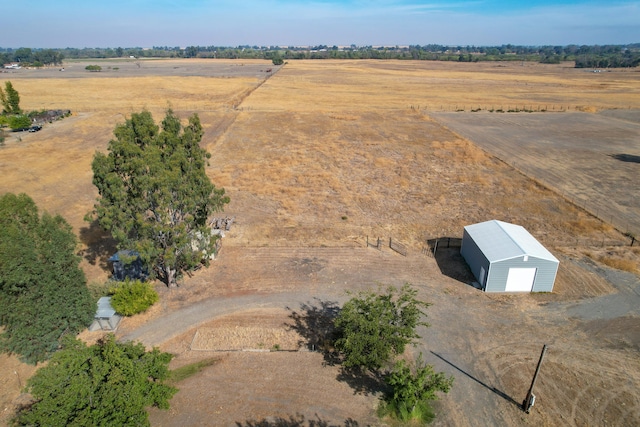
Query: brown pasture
xmin=1 ymin=59 xmax=639 ymax=426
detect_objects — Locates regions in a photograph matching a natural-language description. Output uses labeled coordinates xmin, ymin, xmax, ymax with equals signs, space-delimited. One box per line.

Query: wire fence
xmin=366 ymin=236 xmax=408 ymax=256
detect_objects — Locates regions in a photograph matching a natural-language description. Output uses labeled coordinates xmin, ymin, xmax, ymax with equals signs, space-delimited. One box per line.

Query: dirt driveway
xmin=116 ymin=245 xmax=640 ymax=427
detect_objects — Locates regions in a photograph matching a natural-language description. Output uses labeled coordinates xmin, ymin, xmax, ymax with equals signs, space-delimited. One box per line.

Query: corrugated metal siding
xmin=485 ymin=256 xmax=558 ymax=292
xmin=462 ymin=222 xmax=559 ymax=292
xmin=464 ymin=220 xmax=558 ymax=263
xmin=461 ymin=229 xmax=490 ymax=288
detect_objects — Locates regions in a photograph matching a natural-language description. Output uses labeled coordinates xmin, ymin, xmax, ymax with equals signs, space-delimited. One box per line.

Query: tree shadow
xmin=335 ymin=366 xmax=389 ymax=397
xmin=427 ymin=238 xmax=477 ymax=288
xmin=430 ymin=351 xmax=521 ymax=409
xmin=237 ymin=414 xmax=362 ymax=427
xmin=286 ymin=299 xmax=388 ymax=397
xmin=286 ymin=298 xmax=341 ymax=366
xmin=609 ymin=153 xmax=640 ymax=163
xmin=78 ymin=220 xmax=117 ymax=273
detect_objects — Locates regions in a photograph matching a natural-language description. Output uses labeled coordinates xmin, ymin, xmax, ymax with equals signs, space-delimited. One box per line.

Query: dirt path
xmin=119 ymin=245 xmax=640 ymax=426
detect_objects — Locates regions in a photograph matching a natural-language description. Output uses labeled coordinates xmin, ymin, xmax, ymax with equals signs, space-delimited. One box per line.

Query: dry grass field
xmin=1 ymin=59 xmax=639 ymax=426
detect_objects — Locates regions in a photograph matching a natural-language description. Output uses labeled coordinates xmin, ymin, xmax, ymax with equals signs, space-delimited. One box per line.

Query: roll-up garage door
xmin=505 ymin=268 xmax=536 ymax=292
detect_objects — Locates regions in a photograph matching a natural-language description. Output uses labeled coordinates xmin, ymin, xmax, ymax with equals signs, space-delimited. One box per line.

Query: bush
xmin=85 ymin=64 xmax=102 ymax=72
xmin=8 ymin=115 xmax=31 ymax=130
xmin=333 ymin=284 xmax=430 ymax=371
xmin=110 ymin=279 xmax=158 ymax=316
xmin=14 ymin=335 xmax=176 ymax=426
xmin=379 ymin=354 xmax=453 ymax=423
xmin=87 ymin=280 xmax=112 ymax=301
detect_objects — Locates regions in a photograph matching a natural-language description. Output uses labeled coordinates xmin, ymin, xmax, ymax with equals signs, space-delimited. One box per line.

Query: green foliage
xmin=89 ymin=109 xmax=230 ymax=287
xmin=13 ymin=335 xmax=177 ymax=426
xmin=333 ymin=283 xmax=430 ymax=371
xmin=85 ymin=64 xmax=102 ymax=72
xmin=87 ymin=280 xmax=112 ymax=301
xmin=109 ymin=279 xmax=159 ymax=316
xmin=8 ymin=115 xmax=31 ymax=130
xmin=0 ymin=81 xmax=22 ymax=114
xmin=0 ymin=193 xmax=94 ymax=364
xmin=168 ymin=357 xmax=220 ymax=384
xmin=380 ymin=353 xmax=454 ymax=423
xmin=272 ymin=57 xmax=284 ymax=65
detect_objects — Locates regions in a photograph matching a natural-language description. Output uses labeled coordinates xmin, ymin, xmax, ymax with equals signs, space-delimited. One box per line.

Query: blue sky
xmin=2 ymin=1 xmax=638 ymax=48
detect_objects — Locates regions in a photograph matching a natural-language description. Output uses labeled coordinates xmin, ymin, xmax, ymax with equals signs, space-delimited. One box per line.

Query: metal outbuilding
xmin=460 ymin=220 xmax=559 ymax=292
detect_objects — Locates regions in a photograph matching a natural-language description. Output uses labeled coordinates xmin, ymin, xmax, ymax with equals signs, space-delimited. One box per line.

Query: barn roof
xmin=464 ymin=220 xmax=558 ymax=263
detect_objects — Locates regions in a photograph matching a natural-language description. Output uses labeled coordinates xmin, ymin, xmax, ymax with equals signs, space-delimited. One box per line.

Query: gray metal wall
xmin=460 ymin=229 xmax=490 ymax=289
xmin=461 ymin=230 xmax=559 ymax=292
xmin=484 ymin=256 xmax=558 ymax=292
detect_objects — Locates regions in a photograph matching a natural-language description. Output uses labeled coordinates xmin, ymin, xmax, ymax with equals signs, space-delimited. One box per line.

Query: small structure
xmin=460 ymin=220 xmax=559 ymax=292
xmin=89 ymin=297 xmax=121 ymax=331
xmin=108 ymin=250 xmax=147 ymax=282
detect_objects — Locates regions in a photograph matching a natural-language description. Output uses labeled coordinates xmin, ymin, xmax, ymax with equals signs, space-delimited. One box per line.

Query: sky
xmin=2 ymin=1 xmax=639 ymax=48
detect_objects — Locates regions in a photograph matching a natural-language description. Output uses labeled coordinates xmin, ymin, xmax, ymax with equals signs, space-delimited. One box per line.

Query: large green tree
xmin=90 ymin=109 xmax=229 ymax=287
xmin=0 ymin=81 xmax=22 ymax=114
xmin=333 ymin=284 xmax=430 ymax=371
xmin=14 ymin=335 xmax=177 ymax=426
xmin=0 ymin=193 xmax=94 ymax=364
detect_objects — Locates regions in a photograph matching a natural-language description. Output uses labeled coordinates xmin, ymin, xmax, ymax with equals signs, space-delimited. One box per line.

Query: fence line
xmin=366 ymin=236 xmax=408 ymax=256
xmin=389 ymin=237 xmax=407 ymax=256
xmin=409 ymin=104 xmax=633 ymax=113
xmin=508 ymin=161 xmax=639 ymax=241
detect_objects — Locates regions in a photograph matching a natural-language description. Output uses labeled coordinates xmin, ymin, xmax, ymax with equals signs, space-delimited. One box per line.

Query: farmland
xmin=1 ymin=59 xmax=639 ymax=426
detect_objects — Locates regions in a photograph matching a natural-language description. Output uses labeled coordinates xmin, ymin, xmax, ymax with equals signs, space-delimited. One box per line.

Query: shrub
xmin=379 ymin=353 xmax=453 ymax=424
xmin=8 ymin=115 xmax=31 ymax=130
xmin=333 ymin=284 xmax=430 ymax=371
xmin=87 ymin=280 xmax=112 ymax=301
xmin=110 ymin=279 xmax=158 ymax=316
xmin=85 ymin=64 xmax=102 ymax=72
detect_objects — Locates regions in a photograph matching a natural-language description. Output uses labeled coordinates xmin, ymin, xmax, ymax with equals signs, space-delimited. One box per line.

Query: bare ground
xmin=1 ymin=59 xmax=639 ymax=426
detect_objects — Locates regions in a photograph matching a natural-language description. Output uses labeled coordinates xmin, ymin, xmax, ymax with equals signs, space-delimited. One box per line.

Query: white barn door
xmin=505 ymin=268 xmax=537 ymax=292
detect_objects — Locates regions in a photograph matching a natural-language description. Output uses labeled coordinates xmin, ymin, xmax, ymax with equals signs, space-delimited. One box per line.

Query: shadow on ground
xmin=286 ymin=299 xmax=387 ymax=397
xmin=427 ymin=237 xmax=477 ymax=287
xmin=237 ymin=414 xmax=362 ymax=427
xmin=78 ymin=220 xmax=117 ymax=272
xmin=610 ymin=153 xmax=640 ymax=163
xmin=287 ymin=298 xmax=341 ymax=365
xmin=430 ymin=351 xmax=522 ymax=409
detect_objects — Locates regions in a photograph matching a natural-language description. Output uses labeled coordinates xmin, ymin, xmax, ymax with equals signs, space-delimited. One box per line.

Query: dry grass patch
xmin=12 ymin=76 xmax=259 ymax=114
xmin=246 ymin=60 xmax=640 ymax=112
xmin=586 ymin=248 xmax=640 ymax=274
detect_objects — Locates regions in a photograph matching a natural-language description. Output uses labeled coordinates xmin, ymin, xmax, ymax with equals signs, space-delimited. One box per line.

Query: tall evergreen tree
xmin=0 ymin=81 xmax=22 ymax=114
xmin=90 ymin=110 xmax=229 ymax=287
xmin=0 ymin=193 xmax=94 ymax=364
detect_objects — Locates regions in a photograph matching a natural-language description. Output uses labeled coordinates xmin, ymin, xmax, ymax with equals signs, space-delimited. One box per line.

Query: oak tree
xmin=333 ymin=283 xmax=430 ymax=371
xmin=14 ymin=335 xmax=176 ymax=426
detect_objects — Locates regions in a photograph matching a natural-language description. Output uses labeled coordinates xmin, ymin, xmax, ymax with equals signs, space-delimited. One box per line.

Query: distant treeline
xmin=1 ymin=44 xmax=639 ymax=68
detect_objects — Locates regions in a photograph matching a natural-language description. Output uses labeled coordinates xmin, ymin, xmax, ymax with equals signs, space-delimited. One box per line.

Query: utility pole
xmin=523 ymin=344 xmax=547 ymax=413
